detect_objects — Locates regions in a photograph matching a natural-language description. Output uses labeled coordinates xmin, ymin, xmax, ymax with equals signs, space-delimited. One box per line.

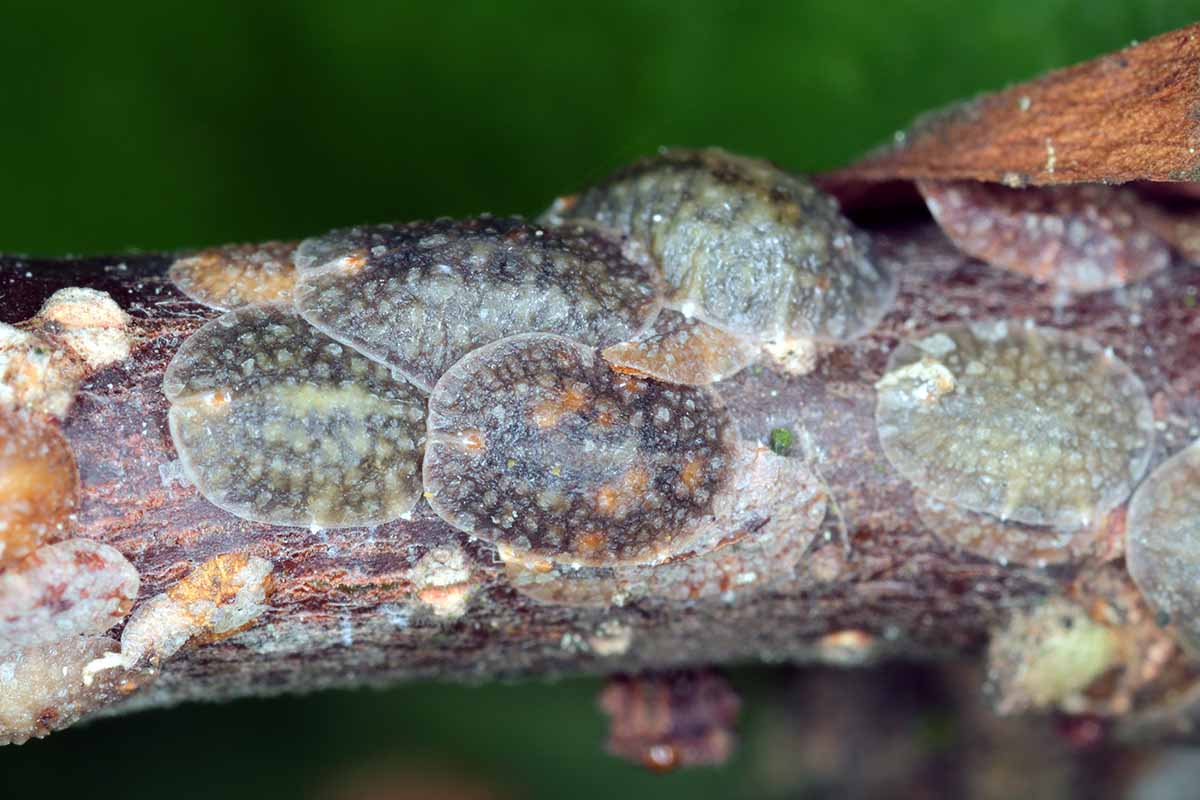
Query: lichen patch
xmin=0 ymin=539 xmax=138 ymax=646
xmin=168 ymin=241 xmax=298 ymax=310
xmin=876 ymin=321 xmax=1154 ymax=529
xmin=0 ymin=408 xmax=78 ymax=568
xmin=552 ymin=147 xmax=894 ymax=341
xmin=294 ymin=217 xmax=663 ymax=392
xmin=986 ymin=597 xmax=1121 ymax=715
xmin=424 ymin=333 xmax=737 ymax=567
xmin=163 ymin=303 xmax=427 ymax=528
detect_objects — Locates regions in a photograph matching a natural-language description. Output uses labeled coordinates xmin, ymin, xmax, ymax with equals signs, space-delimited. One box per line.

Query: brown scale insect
xmin=914 ymin=491 xmax=1123 ymax=568
xmin=0 ymin=409 xmax=79 ymax=568
xmin=601 ymin=309 xmax=760 ymax=386
xmin=293 ymin=216 xmax=663 ymax=392
xmin=422 ymin=333 xmax=737 ymax=567
xmin=0 ymin=539 xmax=139 ymax=646
xmin=168 ymin=241 xmax=299 ymax=310
xmin=917 ymin=180 xmax=1174 ymax=293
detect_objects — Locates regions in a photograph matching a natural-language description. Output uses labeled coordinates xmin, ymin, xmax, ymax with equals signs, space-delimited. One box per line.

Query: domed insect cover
xmin=1125 ymin=441 xmax=1200 ymax=655
xmin=875 ymin=320 xmax=1154 ymax=530
xmin=293 ymin=216 xmax=664 ymax=393
xmin=549 ymin=147 xmax=895 ymax=343
xmin=422 ymin=333 xmax=738 ymax=567
xmin=162 ymin=303 xmax=427 ymax=528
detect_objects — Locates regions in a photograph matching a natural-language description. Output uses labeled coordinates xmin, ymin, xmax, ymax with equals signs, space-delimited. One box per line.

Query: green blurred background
xmin=3 ymin=1 xmax=1199 ymax=797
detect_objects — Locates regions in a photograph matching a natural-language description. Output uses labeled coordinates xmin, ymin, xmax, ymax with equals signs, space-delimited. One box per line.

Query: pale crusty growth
xmin=423 ymin=333 xmax=737 ymax=567
xmin=163 ymin=303 xmax=427 ymax=528
xmin=293 ymin=217 xmax=663 ymax=392
xmin=1125 ymin=441 xmax=1200 ymax=655
xmin=86 ymin=552 xmax=273 ymax=676
xmin=602 ymin=310 xmax=759 ymax=386
xmin=0 ymin=323 xmax=85 ymax=418
xmin=409 ymin=544 xmax=476 ymax=620
xmin=35 ymin=287 xmax=131 ymax=368
xmin=918 ymin=180 xmax=1172 ymax=293
xmin=876 ymin=321 xmax=1154 ymax=529
xmin=503 ymin=443 xmax=828 ymax=607
xmin=550 ymin=147 xmax=895 ymax=341
xmin=986 ymin=597 xmax=1121 ymax=715
xmin=0 ymin=539 xmax=138 ymax=645
xmin=915 ymin=492 xmax=1122 ymax=567
xmin=0 ymin=636 xmax=144 ymax=745
xmin=0 ymin=409 xmax=78 ymax=567
xmin=168 ymin=241 xmax=298 ymax=310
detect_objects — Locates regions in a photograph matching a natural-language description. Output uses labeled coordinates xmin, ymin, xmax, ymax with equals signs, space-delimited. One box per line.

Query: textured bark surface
xmin=3 ymin=218 xmax=1198 ymax=722
xmin=823 ymin=23 xmax=1200 ymax=190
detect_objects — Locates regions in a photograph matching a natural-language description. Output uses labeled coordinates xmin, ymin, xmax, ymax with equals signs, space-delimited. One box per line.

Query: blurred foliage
xmin=1 ymin=0 xmax=1198 ymax=256
xmin=4 ymin=1 xmax=1200 ymax=797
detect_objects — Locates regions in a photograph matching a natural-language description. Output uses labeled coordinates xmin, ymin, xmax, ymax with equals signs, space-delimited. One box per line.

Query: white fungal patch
xmin=35 ymin=287 xmax=131 ymax=369
xmin=409 ymin=544 xmax=475 ymax=619
xmin=86 ymin=552 xmax=273 ymax=677
xmin=294 ymin=217 xmax=663 ymax=392
xmin=168 ymin=241 xmax=298 ymax=310
xmin=602 ymin=310 xmax=760 ymax=386
xmin=1125 ymin=441 xmax=1200 ymax=655
xmin=0 ymin=539 xmax=138 ymax=646
xmin=423 ymin=333 xmax=738 ymax=567
xmin=876 ymin=322 xmax=1154 ymax=529
xmin=1 ymin=635 xmax=142 ymax=745
xmin=503 ymin=443 xmax=828 ymax=606
xmin=163 ymin=303 xmax=427 ymax=528
xmin=552 ymin=147 xmax=895 ymax=342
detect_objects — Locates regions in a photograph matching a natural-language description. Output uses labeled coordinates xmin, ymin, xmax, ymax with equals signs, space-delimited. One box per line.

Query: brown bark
xmin=1 ymin=217 xmax=1196 ymax=727
xmin=7 ymin=23 xmax=1200 ymax=745
xmin=823 ymin=23 xmax=1200 ymax=191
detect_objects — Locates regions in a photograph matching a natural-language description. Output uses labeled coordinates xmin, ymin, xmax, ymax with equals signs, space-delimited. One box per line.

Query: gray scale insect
xmin=1125 ymin=441 xmax=1200 ymax=654
xmin=163 ymin=303 xmax=428 ymax=528
xmin=875 ymin=320 xmax=1154 ymax=530
xmin=164 ymin=149 xmax=881 ymax=545
xmin=293 ymin=216 xmax=664 ymax=392
xmin=548 ymin=147 xmax=896 ymax=342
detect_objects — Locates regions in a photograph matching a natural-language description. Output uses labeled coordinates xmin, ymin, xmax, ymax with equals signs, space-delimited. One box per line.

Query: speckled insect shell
xmin=551 ymin=147 xmax=895 ymax=341
xmin=875 ymin=320 xmax=1154 ymax=529
xmin=293 ymin=216 xmax=663 ymax=393
xmin=1125 ymin=441 xmax=1200 ymax=653
xmin=422 ymin=333 xmax=738 ymax=567
xmin=162 ymin=303 xmax=428 ymax=529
